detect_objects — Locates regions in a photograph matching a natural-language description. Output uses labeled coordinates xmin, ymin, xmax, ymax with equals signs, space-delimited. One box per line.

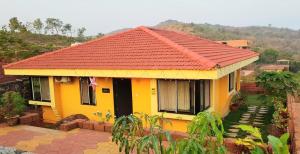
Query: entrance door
xmin=113 ymin=78 xmax=133 ymax=118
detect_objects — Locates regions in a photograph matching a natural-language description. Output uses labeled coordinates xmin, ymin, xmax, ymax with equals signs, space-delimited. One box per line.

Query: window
xmin=157 ymin=80 xmax=210 ymax=115
xmin=228 ymin=72 xmax=235 ymax=92
xmin=80 ymin=77 xmax=96 ymax=105
xmin=31 ymin=77 xmax=50 ymax=102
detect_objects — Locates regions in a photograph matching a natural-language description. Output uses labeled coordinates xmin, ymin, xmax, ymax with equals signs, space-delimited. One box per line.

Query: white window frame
xmin=31 ymin=77 xmax=51 ymax=102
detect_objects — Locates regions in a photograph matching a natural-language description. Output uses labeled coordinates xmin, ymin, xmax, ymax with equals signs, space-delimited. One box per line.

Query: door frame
xmin=113 ymin=78 xmax=133 ymax=118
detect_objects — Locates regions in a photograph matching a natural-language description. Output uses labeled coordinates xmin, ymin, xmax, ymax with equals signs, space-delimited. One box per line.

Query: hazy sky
xmin=1 ymin=0 xmax=299 ymax=35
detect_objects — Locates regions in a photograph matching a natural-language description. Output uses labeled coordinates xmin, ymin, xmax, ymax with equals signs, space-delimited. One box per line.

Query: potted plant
xmin=230 ymin=92 xmax=242 ymax=111
xmin=0 ymin=91 xmax=26 ymax=126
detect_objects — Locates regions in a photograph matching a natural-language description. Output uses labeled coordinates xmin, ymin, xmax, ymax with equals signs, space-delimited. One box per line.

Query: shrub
xmin=255 ymin=72 xmax=298 ymax=99
xmin=236 ymin=124 xmax=290 ymax=154
xmin=177 ymin=111 xmax=226 ymax=154
xmin=272 ymin=99 xmax=288 ymax=132
xmin=0 ymin=91 xmax=26 ymax=118
xmin=112 ymin=112 xmax=227 ymax=154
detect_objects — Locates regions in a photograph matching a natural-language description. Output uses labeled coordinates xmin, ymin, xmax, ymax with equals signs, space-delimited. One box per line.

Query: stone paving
xmin=226 ymin=105 xmax=269 ymax=138
xmin=0 ymin=124 xmax=120 ymax=154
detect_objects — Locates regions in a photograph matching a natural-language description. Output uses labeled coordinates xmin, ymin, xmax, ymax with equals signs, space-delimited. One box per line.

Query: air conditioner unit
xmin=55 ymin=77 xmax=71 ymax=83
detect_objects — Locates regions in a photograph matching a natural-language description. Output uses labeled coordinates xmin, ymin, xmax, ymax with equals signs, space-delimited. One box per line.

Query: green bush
xmin=0 ymin=91 xmax=26 ymax=118
xmin=256 ymin=72 xmax=298 ymax=99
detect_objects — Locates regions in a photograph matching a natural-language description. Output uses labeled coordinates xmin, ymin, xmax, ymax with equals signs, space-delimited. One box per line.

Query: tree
xmin=8 ymin=17 xmax=21 ymax=32
xmin=77 ymin=27 xmax=86 ymax=40
xmin=62 ymin=23 xmax=72 ymax=36
xmin=33 ymin=18 xmax=44 ymax=34
xmin=256 ymin=71 xmax=298 ymax=99
xmin=45 ymin=18 xmax=63 ymax=34
xmin=259 ymin=49 xmax=279 ymax=64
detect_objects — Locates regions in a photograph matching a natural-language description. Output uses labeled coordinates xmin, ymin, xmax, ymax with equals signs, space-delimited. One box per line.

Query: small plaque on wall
xmin=102 ymin=88 xmax=110 ymax=93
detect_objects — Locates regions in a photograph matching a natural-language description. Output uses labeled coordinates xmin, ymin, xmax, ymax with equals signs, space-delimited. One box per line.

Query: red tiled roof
xmin=4 ymin=26 xmax=258 ymax=70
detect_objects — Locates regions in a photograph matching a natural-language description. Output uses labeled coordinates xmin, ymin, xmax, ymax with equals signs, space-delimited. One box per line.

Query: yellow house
xmin=4 ymin=26 xmax=259 ymax=132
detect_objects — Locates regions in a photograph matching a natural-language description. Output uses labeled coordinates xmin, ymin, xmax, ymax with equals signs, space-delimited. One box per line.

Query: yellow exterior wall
xmin=40 ymin=72 xmax=240 ymax=132
xmin=42 ymin=77 xmax=115 ymax=123
xmin=131 ymin=78 xmax=152 ymax=115
xmin=236 ymin=69 xmax=241 ymax=91
xmin=42 ymin=106 xmax=57 ymax=123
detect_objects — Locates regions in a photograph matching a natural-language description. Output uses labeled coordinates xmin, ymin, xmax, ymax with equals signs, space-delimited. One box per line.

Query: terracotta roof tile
xmin=4 ymin=26 xmax=258 ymax=70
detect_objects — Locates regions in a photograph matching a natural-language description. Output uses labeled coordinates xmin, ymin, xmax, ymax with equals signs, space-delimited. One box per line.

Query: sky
xmin=0 ymin=0 xmax=299 ymax=35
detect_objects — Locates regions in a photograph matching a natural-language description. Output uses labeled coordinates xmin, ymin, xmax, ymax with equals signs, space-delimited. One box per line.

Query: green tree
xmin=33 ymin=18 xmax=44 ymax=34
xmin=77 ymin=27 xmax=86 ymax=41
xmin=62 ymin=23 xmax=72 ymax=36
xmin=45 ymin=18 xmax=63 ymax=34
xmin=259 ymin=49 xmax=279 ymax=64
xmin=256 ymin=72 xmax=298 ymax=99
xmin=8 ymin=17 xmax=21 ymax=32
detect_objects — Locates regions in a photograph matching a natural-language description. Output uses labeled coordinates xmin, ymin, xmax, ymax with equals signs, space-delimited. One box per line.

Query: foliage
xmin=268 ymin=133 xmax=290 ymax=154
xmin=235 ymin=125 xmax=264 ymax=151
xmin=32 ymin=18 xmax=44 ymax=34
xmin=62 ymin=24 xmax=72 ymax=36
xmin=112 ymin=114 xmax=143 ymax=154
xmin=77 ymin=27 xmax=87 ymax=41
xmin=272 ymin=99 xmax=288 ymax=131
xmin=157 ymin=20 xmax=300 ymax=58
xmin=112 ymin=112 xmax=226 ymax=154
xmin=236 ymin=125 xmax=290 ymax=154
xmin=0 ymin=91 xmax=26 ymax=118
xmin=93 ymin=110 xmax=112 ymax=123
xmin=255 ymin=72 xmax=298 ymax=99
xmin=231 ymin=91 xmax=246 ymax=105
xmin=45 ymin=18 xmax=63 ymax=34
xmin=177 ymin=111 xmax=226 ymax=154
xmin=136 ymin=113 xmax=175 ymax=154
xmin=258 ymin=49 xmax=279 ymax=64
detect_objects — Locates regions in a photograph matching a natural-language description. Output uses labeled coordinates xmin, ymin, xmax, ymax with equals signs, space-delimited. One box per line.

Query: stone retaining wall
xmin=0 ymin=78 xmax=31 ymax=100
xmin=287 ymin=94 xmax=300 ymax=153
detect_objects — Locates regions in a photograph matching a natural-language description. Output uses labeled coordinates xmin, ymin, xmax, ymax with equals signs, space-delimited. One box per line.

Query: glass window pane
xmin=177 ymin=80 xmax=190 ymax=112
xmin=31 ymin=77 xmax=41 ymax=101
xmin=229 ymin=72 xmax=235 ymax=91
xmin=158 ymin=80 xmax=177 ymax=112
xmin=190 ymin=81 xmax=195 ymax=114
xmin=89 ymin=84 xmax=96 ymax=105
xmin=40 ymin=77 xmax=50 ymax=101
xmin=81 ymin=78 xmax=90 ymax=104
xmin=204 ymin=80 xmax=210 ymax=108
xmin=199 ymin=81 xmax=204 ymax=111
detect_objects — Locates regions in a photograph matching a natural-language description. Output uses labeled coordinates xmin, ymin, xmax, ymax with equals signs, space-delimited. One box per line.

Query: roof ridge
xmin=155 ymin=27 xmax=257 ymax=53
xmin=138 ymin=26 xmax=217 ymax=69
xmin=4 ymin=28 xmax=138 ymax=69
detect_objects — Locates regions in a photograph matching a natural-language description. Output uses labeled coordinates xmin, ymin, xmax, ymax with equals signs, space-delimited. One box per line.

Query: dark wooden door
xmin=113 ymin=78 xmax=133 ymax=118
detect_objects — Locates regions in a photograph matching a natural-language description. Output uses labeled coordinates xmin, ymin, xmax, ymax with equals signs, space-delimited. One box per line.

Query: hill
xmin=156 ymin=20 xmax=300 ymax=59
xmin=0 ymin=30 xmax=76 ymax=62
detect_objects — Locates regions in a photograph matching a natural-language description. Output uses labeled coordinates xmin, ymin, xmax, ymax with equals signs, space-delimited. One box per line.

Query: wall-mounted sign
xmin=102 ymin=88 xmax=110 ymax=93
xmin=151 ymin=88 xmax=156 ymax=95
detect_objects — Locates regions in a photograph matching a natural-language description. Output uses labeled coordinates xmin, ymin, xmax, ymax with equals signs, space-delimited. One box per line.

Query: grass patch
xmin=223 ymin=94 xmax=274 ymax=142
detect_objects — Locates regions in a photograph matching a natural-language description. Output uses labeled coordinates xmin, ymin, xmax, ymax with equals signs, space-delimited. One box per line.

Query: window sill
xmin=28 ymin=100 xmax=52 ymax=106
xmin=155 ymin=107 xmax=213 ymax=121
xmin=156 ymin=112 xmax=195 ymax=121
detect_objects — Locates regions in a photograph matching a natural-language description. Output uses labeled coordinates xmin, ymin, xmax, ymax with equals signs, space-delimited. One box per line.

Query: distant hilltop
xmin=156 ymin=20 xmax=300 ymax=53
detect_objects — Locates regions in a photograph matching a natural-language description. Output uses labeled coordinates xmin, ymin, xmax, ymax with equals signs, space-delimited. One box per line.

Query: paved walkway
xmin=0 ymin=124 xmax=120 ymax=154
xmin=226 ymin=105 xmax=269 ymax=138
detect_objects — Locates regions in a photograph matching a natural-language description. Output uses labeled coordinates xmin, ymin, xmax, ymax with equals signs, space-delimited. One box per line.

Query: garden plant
xmin=112 ymin=111 xmax=227 ymax=154
xmin=0 ymin=91 xmax=26 ymax=126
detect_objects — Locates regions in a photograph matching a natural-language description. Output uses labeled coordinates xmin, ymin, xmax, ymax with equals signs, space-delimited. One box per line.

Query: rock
xmin=239 ymin=120 xmax=249 ymax=124
xmin=226 ymin=133 xmax=238 ymax=138
xmin=253 ymin=122 xmax=263 ymax=125
xmin=228 ymin=129 xmax=239 ymax=133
